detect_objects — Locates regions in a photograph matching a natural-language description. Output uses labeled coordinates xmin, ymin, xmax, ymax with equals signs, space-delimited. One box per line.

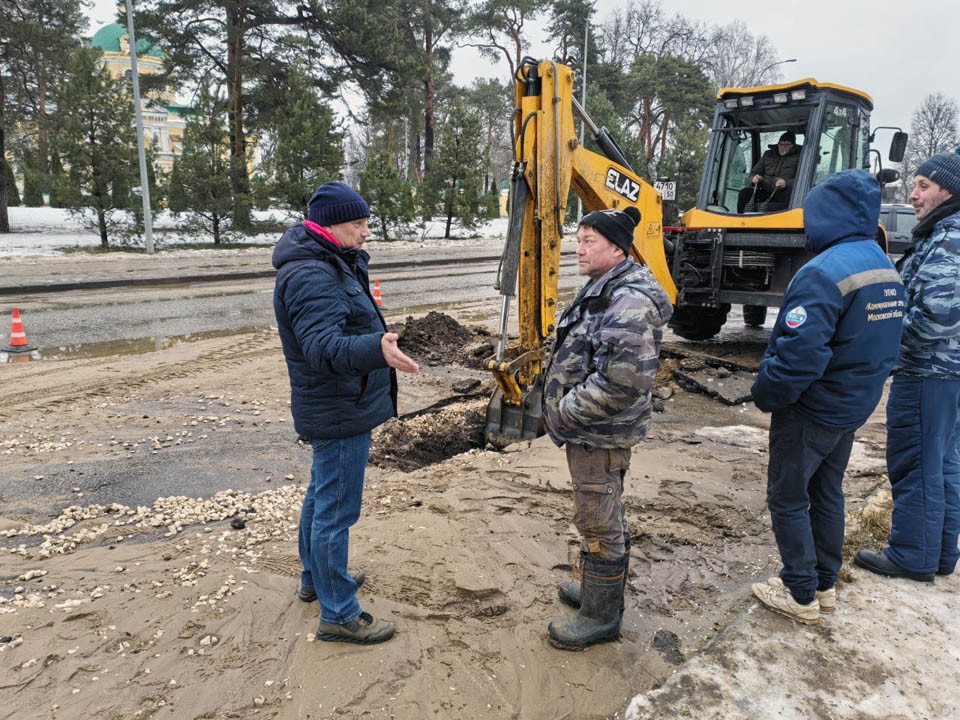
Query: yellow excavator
xmin=484 ymin=57 xmax=674 ymax=447
xmin=485 ymin=57 xmax=905 ymax=447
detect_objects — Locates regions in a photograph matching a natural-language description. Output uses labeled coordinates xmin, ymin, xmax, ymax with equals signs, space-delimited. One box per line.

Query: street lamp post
xmin=125 ymin=0 xmax=155 ymax=255
xmin=758 ymin=58 xmax=797 ymax=83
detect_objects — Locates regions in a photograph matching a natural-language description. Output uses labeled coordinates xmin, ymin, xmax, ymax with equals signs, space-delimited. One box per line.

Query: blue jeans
xmin=767 ymin=407 xmax=855 ymax=603
xmin=298 ymin=433 xmax=371 ymax=624
xmin=886 ymin=375 xmax=960 ymax=575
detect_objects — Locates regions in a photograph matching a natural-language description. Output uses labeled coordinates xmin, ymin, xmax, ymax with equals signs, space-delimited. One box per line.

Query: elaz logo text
xmin=605 ymin=168 xmax=640 ymax=202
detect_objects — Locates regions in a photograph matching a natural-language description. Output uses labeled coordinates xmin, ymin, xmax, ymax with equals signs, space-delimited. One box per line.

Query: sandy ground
xmin=1 ymin=314 xmax=957 ymax=719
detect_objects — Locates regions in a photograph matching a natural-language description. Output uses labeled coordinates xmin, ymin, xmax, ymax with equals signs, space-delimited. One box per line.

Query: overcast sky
xmin=89 ymin=0 xmax=956 ymax=142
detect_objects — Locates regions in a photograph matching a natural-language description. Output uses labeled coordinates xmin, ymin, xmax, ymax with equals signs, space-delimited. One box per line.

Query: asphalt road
xmin=1 ymin=247 xmax=583 ymax=355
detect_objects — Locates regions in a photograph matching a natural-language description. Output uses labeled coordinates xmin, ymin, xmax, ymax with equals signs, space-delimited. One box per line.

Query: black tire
xmin=742 ymin=304 xmax=768 ymax=327
xmin=668 ymin=304 xmax=730 ymax=341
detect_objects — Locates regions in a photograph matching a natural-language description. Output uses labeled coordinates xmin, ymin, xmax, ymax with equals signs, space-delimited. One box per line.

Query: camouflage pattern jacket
xmin=542 ymin=260 xmax=672 ymax=449
xmin=897 ymin=208 xmax=960 ymax=378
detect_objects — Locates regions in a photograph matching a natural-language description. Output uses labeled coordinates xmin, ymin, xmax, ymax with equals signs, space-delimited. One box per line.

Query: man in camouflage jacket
xmin=856 ymin=148 xmax=960 ymax=582
xmin=541 ymin=206 xmax=672 ymax=650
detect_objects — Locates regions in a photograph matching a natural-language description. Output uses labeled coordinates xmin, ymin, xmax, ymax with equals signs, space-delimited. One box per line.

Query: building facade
xmin=89 ymin=23 xmax=188 ymax=174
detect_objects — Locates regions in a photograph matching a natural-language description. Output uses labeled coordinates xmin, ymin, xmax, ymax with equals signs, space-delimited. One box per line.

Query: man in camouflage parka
xmin=542 ymin=206 xmax=672 ymax=650
xmin=856 ymin=148 xmax=960 ymax=582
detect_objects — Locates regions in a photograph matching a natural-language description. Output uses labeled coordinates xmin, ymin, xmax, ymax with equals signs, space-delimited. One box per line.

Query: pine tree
xmin=423 ymin=99 xmax=485 ymax=238
xmin=359 ymin=141 xmax=418 ymax=242
xmin=167 ymin=89 xmax=234 ymax=244
xmin=265 ymin=67 xmax=344 ymax=215
xmin=21 ymin=158 xmax=44 ymax=207
xmin=52 ymin=46 xmax=139 ymax=249
xmin=47 ymin=151 xmax=66 ymax=208
xmin=136 ymin=0 xmax=405 ymax=231
xmin=0 ymin=0 xmax=87 ymax=228
xmin=1 ymin=155 xmax=19 ymax=207
xmin=658 ymin=118 xmax=709 ymax=222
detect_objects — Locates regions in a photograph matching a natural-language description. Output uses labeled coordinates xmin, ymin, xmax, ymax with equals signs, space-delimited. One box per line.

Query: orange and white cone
xmin=4 ymin=307 xmax=36 ymax=353
xmin=372 ymin=279 xmax=384 ymax=308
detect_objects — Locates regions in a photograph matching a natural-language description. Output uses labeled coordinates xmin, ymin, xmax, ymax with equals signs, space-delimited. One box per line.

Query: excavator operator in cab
xmin=738 ymin=131 xmax=802 ymax=213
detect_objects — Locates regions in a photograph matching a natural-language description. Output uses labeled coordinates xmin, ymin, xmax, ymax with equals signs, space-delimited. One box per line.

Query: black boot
xmin=559 ymin=538 xmax=630 ymax=613
xmin=548 ymin=553 xmax=627 ymax=650
xmin=557 ymin=577 xmax=582 ymax=609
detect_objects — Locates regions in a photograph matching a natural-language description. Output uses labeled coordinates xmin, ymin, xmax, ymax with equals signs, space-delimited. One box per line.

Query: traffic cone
xmin=4 ymin=307 xmax=36 ymax=353
xmin=372 ymin=279 xmax=384 ymax=308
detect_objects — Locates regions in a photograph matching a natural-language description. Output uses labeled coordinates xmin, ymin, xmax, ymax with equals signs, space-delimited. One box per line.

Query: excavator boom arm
xmin=485 ymin=59 xmax=676 ymax=448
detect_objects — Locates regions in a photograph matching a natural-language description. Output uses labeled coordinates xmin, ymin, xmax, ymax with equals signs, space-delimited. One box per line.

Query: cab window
xmin=813 ymin=102 xmax=859 ymax=186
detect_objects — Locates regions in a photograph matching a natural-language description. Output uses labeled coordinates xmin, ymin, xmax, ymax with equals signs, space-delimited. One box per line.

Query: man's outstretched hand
xmin=381 ymin=332 xmax=420 ymax=373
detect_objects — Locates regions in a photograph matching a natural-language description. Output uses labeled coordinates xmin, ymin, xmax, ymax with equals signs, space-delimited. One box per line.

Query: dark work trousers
xmin=737 ymin=185 xmax=788 ymax=213
xmin=566 ymin=443 xmax=631 ymax=559
xmin=886 ymin=374 xmax=960 ymax=575
xmin=767 ymin=406 xmax=856 ymax=603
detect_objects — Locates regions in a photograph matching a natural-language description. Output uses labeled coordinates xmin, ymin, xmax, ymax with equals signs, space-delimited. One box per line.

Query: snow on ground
xmin=0 ymin=207 xmax=511 ymax=257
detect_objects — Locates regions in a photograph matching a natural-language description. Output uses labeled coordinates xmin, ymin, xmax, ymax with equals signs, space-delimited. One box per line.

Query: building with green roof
xmin=88 ymin=23 xmax=185 ymax=173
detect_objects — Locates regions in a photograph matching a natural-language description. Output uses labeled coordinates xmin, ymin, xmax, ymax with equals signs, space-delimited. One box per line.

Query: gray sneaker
xmin=316 ymin=612 xmax=395 ymax=645
xmin=767 ymin=576 xmax=836 ymax=613
xmin=751 ymin=581 xmax=820 ymax=625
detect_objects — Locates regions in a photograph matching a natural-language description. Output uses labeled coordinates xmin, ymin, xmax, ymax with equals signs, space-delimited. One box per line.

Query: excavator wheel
xmin=742 ymin=304 xmax=768 ymax=327
xmin=668 ymin=304 xmax=730 ymax=341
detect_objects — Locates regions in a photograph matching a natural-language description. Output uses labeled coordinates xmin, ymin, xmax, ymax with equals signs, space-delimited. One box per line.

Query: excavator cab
xmin=666 ymin=79 xmax=906 ymax=340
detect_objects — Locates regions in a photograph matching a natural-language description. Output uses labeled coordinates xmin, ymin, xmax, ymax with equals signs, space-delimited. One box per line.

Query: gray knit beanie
xmin=307 ymin=181 xmax=370 ymax=226
xmin=578 ymin=206 xmax=642 ymax=255
xmin=916 ymin=147 xmax=960 ymax=196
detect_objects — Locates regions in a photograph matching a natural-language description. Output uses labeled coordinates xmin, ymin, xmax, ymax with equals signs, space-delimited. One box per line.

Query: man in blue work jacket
xmin=751 ymin=169 xmax=905 ymax=624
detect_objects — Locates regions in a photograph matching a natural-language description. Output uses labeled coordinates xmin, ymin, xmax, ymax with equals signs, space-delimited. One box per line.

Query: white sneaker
xmin=752 ymin=581 xmax=820 ymax=625
xmin=767 ymin=576 xmax=836 ymax=613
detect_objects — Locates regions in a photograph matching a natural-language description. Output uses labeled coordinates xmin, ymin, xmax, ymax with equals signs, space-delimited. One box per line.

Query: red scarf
xmin=303 ymin=220 xmax=342 ymax=247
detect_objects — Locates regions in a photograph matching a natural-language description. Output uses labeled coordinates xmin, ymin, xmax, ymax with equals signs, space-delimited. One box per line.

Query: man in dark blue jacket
xmin=273 ymin=182 xmax=419 ymax=644
xmin=750 ymin=169 xmax=904 ymax=624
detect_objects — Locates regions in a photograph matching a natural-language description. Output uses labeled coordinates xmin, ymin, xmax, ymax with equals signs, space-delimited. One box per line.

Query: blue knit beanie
xmin=307 ymin=182 xmax=370 ymax=225
xmin=916 ymin=147 xmax=960 ymax=196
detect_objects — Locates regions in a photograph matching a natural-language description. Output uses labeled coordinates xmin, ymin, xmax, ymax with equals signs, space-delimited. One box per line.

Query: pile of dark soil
xmin=394 ymin=311 xmax=494 ymax=368
xmin=370 ymin=397 xmax=487 ymax=471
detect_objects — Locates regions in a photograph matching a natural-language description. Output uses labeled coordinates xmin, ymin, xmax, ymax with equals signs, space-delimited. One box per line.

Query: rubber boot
xmin=559 ymin=538 xmax=630 ymax=614
xmin=548 ymin=553 xmax=627 ymax=650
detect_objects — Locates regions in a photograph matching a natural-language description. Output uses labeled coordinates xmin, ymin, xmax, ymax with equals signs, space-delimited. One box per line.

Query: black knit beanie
xmin=578 ymin=206 xmax=642 ymax=255
xmin=307 ymin=181 xmax=370 ymax=225
xmin=916 ymin=148 xmax=960 ymax=196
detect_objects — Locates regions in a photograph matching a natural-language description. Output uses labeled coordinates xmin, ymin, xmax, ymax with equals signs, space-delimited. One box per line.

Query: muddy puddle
xmin=33 ymin=325 xmax=272 ymax=361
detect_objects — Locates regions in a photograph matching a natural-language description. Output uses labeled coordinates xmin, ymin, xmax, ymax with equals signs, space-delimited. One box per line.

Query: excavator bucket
xmin=484 ymin=378 xmax=544 ymax=448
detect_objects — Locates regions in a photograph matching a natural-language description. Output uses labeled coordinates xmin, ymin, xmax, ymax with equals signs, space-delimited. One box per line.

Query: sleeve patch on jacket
xmin=784 ymin=306 xmax=807 ymax=328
